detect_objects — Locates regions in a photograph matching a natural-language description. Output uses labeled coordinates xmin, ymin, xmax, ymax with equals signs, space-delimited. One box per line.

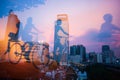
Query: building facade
xmin=54 ymin=14 xmax=69 ymax=64
xmin=69 ymin=45 xmax=86 ymax=63
xmin=102 ymin=45 xmax=115 ymax=63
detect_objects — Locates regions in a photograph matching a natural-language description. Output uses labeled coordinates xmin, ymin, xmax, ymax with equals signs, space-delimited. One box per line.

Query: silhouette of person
xmin=54 ymin=19 xmax=69 ymax=62
xmin=21 ymin=17 xmax=39 ymax=42
xmin=99 ymin=14 xmax=120 ymax=41
xmin=4 ymin=9 xmax=20 ymax=48
xmin=21 ymin=17 xmax=40 ymax=62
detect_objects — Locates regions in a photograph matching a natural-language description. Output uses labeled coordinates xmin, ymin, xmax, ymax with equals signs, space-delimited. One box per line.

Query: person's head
xmin=9 ymin=9 xmax=14 ymax=15
xmin=56 ymin=19 xmax=62 ymax=25
xmin=103 ymin=14 xmax=113 ymax=23
xmin=27 ymin=17 xmax=32 ymax=23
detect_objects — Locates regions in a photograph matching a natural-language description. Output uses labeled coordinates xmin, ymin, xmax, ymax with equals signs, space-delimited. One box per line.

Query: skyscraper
xmin=88 ymin=52 xmax=97 ymax=63
xmin=102 ymin=45 xmax=115 ymax=63
xmin=69 ymin=45 xmax=86 ymax=63
xmin=102 ymin=45 xmax=110 ymax=52
xmin=70 ymin=45 xmax=76 ymax=55
xmin=79 ymin=45 xmax=86 ymax=62
xmin=76 ymin=45 xmax=80 ymax=55
xmin=54 ymin=14 xmax=69 ymax=64
xmin=97 ymin=53 xmax=103 ymax=63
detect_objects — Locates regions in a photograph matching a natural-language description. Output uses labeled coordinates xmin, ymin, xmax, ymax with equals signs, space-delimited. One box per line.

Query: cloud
xmin=70 ymin=28 xmax=120 ymax=57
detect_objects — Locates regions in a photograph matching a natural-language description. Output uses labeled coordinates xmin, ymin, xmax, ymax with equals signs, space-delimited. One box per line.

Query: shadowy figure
xmin=21 ymin=17 xmax=39 ymax=42
xmin=21 ymin=17 xmax=40 ymax=62
xmin=98 ymin=14 xmax=120 ymax=41
xmin=54 ymin=19 xmax=69 ymax=62
xmin=4 ymin=9 xmax=20 ymax=47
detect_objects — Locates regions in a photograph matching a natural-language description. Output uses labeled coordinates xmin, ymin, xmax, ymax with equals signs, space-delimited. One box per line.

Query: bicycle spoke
xmin=8 ymin=43 xmax=22 ymax=64
xmin=32 ymin=45 xmax=43 ymax=69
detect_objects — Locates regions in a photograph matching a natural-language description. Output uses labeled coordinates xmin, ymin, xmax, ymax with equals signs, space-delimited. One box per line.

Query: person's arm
xmin=99 ymin=24 xmax=105 ymax=33
xmin=112 ymin=24 xmax=120 ymax=31
xmin=32 ymin=25 xmax=39 ymax=32
xmin=59 ymin=26 xmax=69 ymax=35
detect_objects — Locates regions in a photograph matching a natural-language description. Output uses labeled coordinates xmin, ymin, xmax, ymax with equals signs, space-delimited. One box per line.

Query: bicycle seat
xmin=8 ymin=32 xmax=19 ymax=42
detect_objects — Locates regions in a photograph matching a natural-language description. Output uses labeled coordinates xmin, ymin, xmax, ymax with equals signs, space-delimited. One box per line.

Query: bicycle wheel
xmin=32 ymin=45 xmax=42 ymax=69
xmin=8 ymin=43 xmax=22 ymax=64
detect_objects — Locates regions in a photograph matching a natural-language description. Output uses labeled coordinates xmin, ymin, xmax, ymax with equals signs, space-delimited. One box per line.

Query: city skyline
xmin=0 ymin=1 xmax=120 ymax=80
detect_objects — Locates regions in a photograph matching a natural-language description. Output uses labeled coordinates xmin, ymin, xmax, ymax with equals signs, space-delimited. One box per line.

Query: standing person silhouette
xmin=4 ymin=9 xmax=20 ymax=48
xmin=21 ymin=17 xmax=40 ymax=62
xmin=54 ymin=19 xmax=69 ymax=62
xmin=21 ymin=17 xmax=39 ymax=42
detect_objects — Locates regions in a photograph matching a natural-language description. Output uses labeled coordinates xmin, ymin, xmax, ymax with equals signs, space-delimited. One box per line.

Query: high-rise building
xmin=88 ymin=52 xmax=97 ymax=63
xmin=102 ymin=45 xmax=110 ymax=52
xmin=102 ymin=45 xmax=115 ymax=63
xmin=70 ymin=45 xmax=76 ymax=55
xmin=97 ymin=53 xmax=103 ymax=63
xmin=54 ymin=14 xmax=69 ymax=63
xmin=79 ymin=45 xmax=86 ymax=62
xmin=69 ymin=45 xmax=86 ymax=63
xmin=76 ymin=45 xmax=80 ymax=55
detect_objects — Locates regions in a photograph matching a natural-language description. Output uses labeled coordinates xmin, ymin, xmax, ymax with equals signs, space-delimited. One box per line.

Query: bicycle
xmin=2 ymin=32 xmax=45 ymax=69
xmin=57 ymin=36 xmax=69 ymax=65
xmin=61 ymin=36 xmax=69 ymax=54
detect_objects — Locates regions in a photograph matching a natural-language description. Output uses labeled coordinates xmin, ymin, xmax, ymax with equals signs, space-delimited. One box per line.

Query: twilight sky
xmin=0 ymin=0 xmax=120 ymax=57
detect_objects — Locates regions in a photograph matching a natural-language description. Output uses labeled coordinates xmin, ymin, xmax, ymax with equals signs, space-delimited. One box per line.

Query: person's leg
xmin=24 ymin=42 xmax=33 ymax=63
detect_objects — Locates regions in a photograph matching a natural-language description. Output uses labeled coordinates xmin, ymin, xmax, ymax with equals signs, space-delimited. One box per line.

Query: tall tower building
xmin=54 ymin=14 xmax=69 ymax=64
xmin=70 ymin=45 xmax=76 ymax=55
xmin=69 ymin=45 xmax=86 ymax=63
xmin=97 ymin=53 xmax=103 ymax=63
xmin=102 ymin=45 xmax=110 ymax=52
xmin=102 ymin=45 xmax=115 ymax=63
xmin=76 ymin=45 xmax=80 ymax=55
xmin=79 ymin=45 xmax=86 ymax=62
xmin=88 ymin=52 xmax=97 ymax=63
